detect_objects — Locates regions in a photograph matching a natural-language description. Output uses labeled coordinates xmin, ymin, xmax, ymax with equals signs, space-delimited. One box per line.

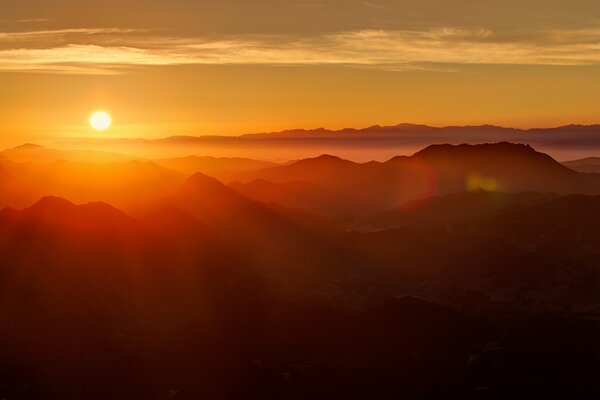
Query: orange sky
xmin=2 ymin=1 xmax=600 ymax=147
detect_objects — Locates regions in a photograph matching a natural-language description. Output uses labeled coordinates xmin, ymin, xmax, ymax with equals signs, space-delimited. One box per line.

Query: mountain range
xmin=1 ymin=141 xmax=600 ymax=398
xmin=47 ymin=123 xmax=600 ymax=162
xmin=2 ymin=142 xmax=600 ymax=217
xmin=59 ymin=123 xmax=600 ymax=146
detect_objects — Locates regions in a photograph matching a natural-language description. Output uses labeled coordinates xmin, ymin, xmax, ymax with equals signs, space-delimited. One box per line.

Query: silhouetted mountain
xmin=61 ymin=124 xmax=600 ymax=162
xmin=162 ymin=172 xmax=252 ymax=220
xmin=2 ymin=141 xmax=600 ymax=398
xmin=563 ymin=156 xmax=600 ymax=173
xmin=154 ymin=155 xmax=278 ymax=177
xmin=0 ymin=196 xmax=495 ymax=400
xmin=410 ymin=142 xmax=584 ymax=193
xmin=229 ymin=179 xmax=370 ymax=219
xmin=0 ymin=143 xmax=137 ymax=163
xmin=159 ymin=172 xmax=338 ymax=235
xmin=0 ymin=196 xmax=149 ymax=239
xmin=3 ymin=160 xmax=185 ymax=210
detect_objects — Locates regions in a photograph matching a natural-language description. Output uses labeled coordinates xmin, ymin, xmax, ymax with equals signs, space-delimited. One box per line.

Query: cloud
xmin=1 ymin=26 xmax=600 ymax=74
xmin=0 ymin=28 xmax=143 ymax=42
xmin=0 ymin=18 xmax=49 ymax=24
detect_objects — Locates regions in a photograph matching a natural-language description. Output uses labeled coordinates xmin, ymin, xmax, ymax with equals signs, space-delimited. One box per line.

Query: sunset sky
xmin=2 ymin=0 xmax=600 ymax=146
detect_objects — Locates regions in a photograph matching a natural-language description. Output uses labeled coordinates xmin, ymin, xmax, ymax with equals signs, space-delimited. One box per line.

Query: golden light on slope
xmin=89 ymin=111 xmax=112 ymax=131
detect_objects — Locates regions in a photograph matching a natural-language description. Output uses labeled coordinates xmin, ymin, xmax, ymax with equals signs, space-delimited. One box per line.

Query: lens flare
xmin=467 ymin=174 xmax=498 ymax=192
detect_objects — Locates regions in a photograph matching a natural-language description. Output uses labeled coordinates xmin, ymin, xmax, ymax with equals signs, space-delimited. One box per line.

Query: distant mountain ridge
xmin=154 ymin=155 xmax=278 ymax=176
xmin=0 ymin=143 xmax=138 ymax=163
xmin=563 ymin=156 xmax=600 ymax=173
xmin=62 ymin=123 xmax=600 ymax=147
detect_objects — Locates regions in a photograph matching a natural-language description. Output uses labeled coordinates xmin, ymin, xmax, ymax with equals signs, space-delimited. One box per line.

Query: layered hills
xmin=1 ymin=142 xmax=600 ymax=398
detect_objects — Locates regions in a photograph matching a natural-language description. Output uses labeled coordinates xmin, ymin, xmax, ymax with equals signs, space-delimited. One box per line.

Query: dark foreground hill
xmin=372 ymin=191 xmax=559 ymax=229
xmin=1 ymin=190 xmax=600 ymax=398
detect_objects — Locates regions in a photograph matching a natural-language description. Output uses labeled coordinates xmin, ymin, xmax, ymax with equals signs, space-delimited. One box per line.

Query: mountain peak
xmin=11 ymin=143 xmax=46 ymax=151
xmin=414 ymin=142 xmax=559 ymax=164
xmin=413 ymin=142 xmax=537 ymax=158
xmin=183 ymin=172 xmax=228 ymax=190
xmin=28 ymin=196 xmax=76 ymax=213
xmin=26 ymin=197 xmax=129 ymax=219
xmin=314 ymin=154 xmax=343 ymax=161
xmin=307 ymin=154 xmax=354 ymax=164
xmin=167 ymin=172 xmax=250 ymax=220
xmin=412 ymin=143 xmax=574 ymax=175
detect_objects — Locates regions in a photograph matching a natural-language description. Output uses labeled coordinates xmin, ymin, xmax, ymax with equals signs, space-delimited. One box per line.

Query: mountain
xmin=154 ymin=155 xmax=278 ymax=177
xmin=2 ymin=142 xmax=598 ymax=221
xmin=2 ymin=143 xmax=600 ymax=398
xmin=240 ymin=123 xmax=521 ymax=140
xmin=0 ymin=197 xmax=152 ymax=247
xmin=0 ymin=196 xmax=493 ymax=399
xmin=563 ymin=156 xmax=600 ymax=173
xmin=0 ymin=143 xmax=137 ymax=163
xmin=227 ymin=154 xmax=391 ymax=211
xmin=58 ymin=124 xmax=600 ymax=162
xmin=0 ymin=197 xmax=170 ymax=320
xmin=2 ymin=192 xmax=600 ymax=397
xmin=230 ymin=143 xmax=600 ymax=214
xmin=229 ymin=179 xmax=370 ymax=219
xmin=159 ymin=172 xmax=337 ymax=232
xmin=70 ymin=123 xmax=600 ymax=145
xmin=160 ymin=172 xmax=252 ymax=221
xmin=2 ymin=160 xmax=185 ymax=211
xmin=409 ymin=142 xmax=586 ymax=194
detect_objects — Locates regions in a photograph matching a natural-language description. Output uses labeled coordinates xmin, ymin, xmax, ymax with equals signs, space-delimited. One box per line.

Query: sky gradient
xmin=2 ymin=0 xmax=600 ymax=146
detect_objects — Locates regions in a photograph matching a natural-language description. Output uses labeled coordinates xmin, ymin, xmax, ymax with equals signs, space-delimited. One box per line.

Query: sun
xmin=89 ymin=111 xmax=112 ymax=131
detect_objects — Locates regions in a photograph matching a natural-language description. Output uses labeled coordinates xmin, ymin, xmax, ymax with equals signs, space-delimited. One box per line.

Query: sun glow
xmin=89 ymin=111 xmax=112 ymax=131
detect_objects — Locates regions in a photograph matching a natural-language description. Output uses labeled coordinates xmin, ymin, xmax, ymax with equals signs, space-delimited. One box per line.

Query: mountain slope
xmin=229 ymin=179 xmax=370 ymax=219
xmin=372 ymin=191 xmax=559 ymax=229
xmin=4 ymin=160 xmax=185 ymax=210
xmin=563 ymin=157 xmax=600 ymax=173
xmin=154 ymin=155 xmax=277 ymax=177
xmin=410 ymin=142 xmax=583 ymax=193
xmin=160 ymin=172 xmax=253 ymax=221
xmin=0 ymin=143 xmax=137 ymax=163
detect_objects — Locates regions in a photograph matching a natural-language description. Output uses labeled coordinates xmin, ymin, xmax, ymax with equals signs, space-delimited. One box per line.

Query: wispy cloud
xmin=2 ymin=26 xmax=600 ymax=74
xmin=0 ymin=28 xmax=143 ymax=41
xmin=0 ymin=18 xmax=49 ymax=24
